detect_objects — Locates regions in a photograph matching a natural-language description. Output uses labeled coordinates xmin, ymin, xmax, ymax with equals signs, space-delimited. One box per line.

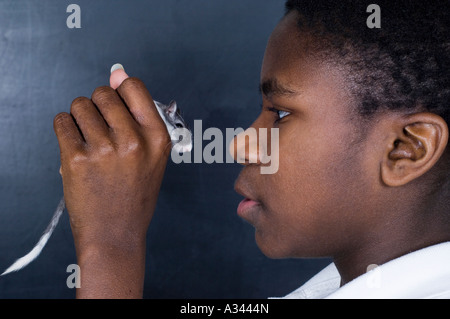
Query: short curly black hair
xmin=284 ymin=0 xmax=450 ymax=125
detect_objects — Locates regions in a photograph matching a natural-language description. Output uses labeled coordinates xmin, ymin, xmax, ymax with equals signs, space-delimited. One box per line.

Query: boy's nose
xmin=229 ymin=127 xmax=261 ymax=165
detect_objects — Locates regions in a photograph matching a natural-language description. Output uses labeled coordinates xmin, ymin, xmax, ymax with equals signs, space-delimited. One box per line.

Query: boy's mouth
xmin=234 ymin=179 xmax=262 ymax=224
xmin=237 ymin=198 xmax=260 ymax=220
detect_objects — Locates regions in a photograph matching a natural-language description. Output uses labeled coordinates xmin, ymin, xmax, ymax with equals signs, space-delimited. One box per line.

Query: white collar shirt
xmin=277 ymin=241 xmax=450 ymax=299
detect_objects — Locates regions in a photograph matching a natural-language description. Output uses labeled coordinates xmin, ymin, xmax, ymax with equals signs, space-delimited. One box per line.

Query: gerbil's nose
xmin=229 ymin=127 xmax=261 ymax=165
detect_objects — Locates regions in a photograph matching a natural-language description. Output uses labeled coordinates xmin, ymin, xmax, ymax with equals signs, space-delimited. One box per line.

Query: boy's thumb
xmin=110 ymin=63 xmax=129 ymax=89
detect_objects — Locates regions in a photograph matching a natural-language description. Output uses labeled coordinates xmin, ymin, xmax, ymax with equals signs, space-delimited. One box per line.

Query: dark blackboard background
xmin=0 ymin=0 xmax=330 ymax=298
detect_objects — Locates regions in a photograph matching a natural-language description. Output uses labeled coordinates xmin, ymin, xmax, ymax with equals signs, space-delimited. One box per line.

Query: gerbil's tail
xmin=1 ymin=197 xmax=65 ymax=276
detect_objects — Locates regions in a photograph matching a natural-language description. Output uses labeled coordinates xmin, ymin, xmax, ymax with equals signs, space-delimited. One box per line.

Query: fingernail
xmin=110 ymin=63 xmax=125 ymax=74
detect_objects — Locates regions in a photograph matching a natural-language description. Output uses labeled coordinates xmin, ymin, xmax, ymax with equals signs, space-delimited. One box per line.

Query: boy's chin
xmin=255 ymin=231 xmax=292 ymax=259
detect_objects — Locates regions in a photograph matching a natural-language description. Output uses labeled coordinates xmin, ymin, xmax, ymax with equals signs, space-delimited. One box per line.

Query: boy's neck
xmin=333 ymin=208 xmax=450 ymax=286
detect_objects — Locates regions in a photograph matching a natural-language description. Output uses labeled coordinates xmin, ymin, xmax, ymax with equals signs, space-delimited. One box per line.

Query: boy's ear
xmin=381 ymin=113 xmax=449 ymax=187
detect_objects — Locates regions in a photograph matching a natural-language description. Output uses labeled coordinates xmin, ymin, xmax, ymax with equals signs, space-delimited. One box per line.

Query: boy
xmin=53 ymin=0 xmax=450 ymax=298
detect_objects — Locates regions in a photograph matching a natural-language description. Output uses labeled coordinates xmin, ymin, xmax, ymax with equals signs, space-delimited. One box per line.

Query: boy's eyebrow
xmin=259 ymin=78 xmax=300 ymax=98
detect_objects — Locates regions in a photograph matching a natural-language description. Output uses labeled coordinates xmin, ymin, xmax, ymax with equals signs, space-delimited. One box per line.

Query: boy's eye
xmin=268 ymin=107 xmax=290 ymax=121
xmin=277 ymin=110 xmax=290 ymax=119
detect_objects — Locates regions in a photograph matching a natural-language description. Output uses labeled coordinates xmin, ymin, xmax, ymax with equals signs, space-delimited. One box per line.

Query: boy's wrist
xmin=75 ymin=240 xmax=147 ymax=299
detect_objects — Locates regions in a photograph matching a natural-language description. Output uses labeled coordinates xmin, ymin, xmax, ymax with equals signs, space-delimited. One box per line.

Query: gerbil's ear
xmin=167 ymin=100 xmax=177 ymax=118
xmin=381 ymin=113 xmax=449 ymax=187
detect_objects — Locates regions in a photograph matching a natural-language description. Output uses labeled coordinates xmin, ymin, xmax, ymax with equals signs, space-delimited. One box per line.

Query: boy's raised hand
xmin=53 ymin=65 xmax=170 ymax=298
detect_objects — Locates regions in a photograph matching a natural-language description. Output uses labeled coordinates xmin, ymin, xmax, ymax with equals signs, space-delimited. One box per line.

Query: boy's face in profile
xmin=234 ymin=12 xmax=386 ymax=259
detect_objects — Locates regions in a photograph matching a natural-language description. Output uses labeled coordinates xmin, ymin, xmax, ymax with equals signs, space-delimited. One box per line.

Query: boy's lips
xmin=237 ymin=198 xmax=260 ymax=219
xmin=234 ymin=180 xmax=261 ymax=223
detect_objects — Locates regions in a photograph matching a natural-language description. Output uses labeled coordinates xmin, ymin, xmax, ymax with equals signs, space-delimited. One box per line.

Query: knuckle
xmin=97 ymin=140 xmax=115 ymax=156
xmin=121 ymin=134 xmax=146 ymax=156
xmin=153 ymin=132 xmax=172 ymax=150
xmin=91 ymin=86 xmax=115 ymax=103
xmin=70 ymin=96 xmax=91 ymax=114
xmin=119 ymin=77 xmax=146 ymax=91
xmin=53 ymin=112 xmax=71 ymax=127
xmin=66 ymin=151 xmax=89 ymax=171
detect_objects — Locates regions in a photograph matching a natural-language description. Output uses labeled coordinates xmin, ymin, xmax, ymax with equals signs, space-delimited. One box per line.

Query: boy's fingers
xmin=91 ymin=86 xmax=139 ymax=135
xmin=53 ymin=112 xmax=85 ymax=158
xmin=109 ymin=64 xmax=164 ymax=129
xmin=70 ymin=97 xmax=110 ymax=146
xmin=116 ymin=77 xmax=165 ymax=130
